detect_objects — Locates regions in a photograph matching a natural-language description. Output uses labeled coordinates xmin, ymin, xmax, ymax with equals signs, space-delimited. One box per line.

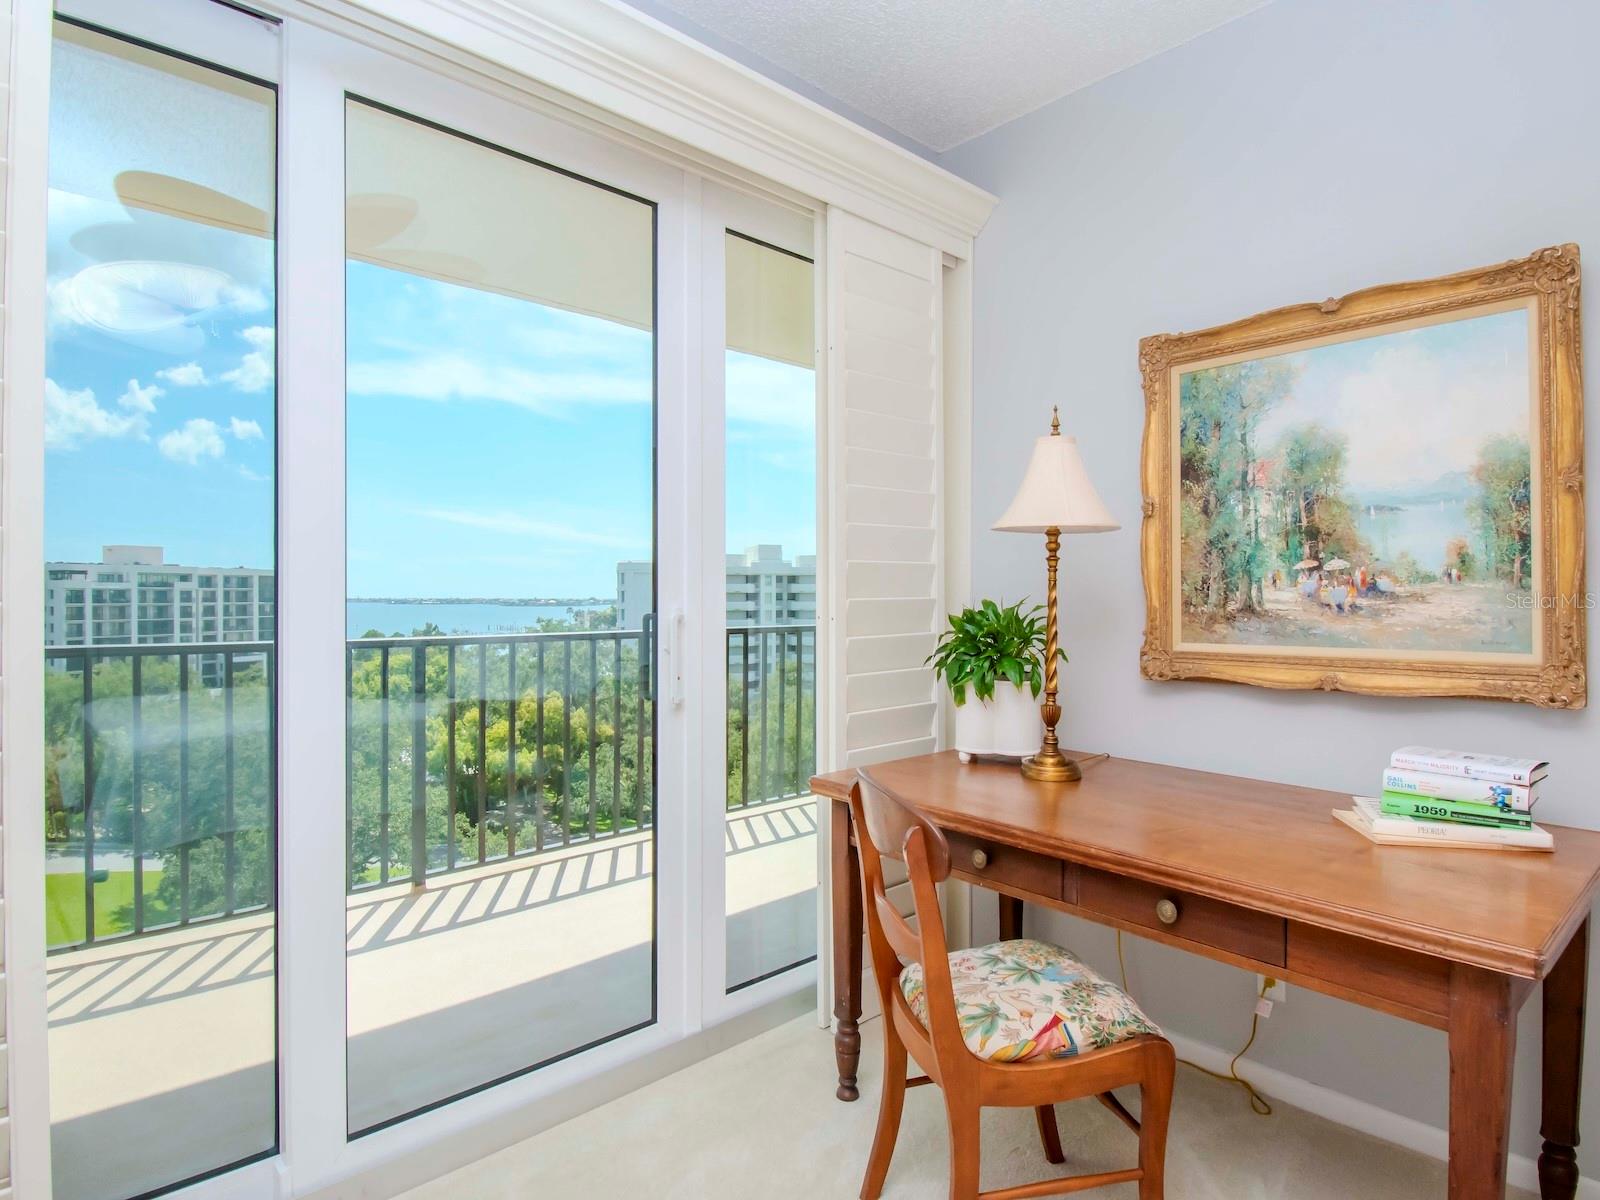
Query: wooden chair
xmin=850 ymin=769 xmax=1175 ymax=1200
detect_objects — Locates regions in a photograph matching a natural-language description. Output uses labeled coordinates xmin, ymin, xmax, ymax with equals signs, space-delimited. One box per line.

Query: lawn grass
xmin=46 ymin=869 xmax=164 ymax=947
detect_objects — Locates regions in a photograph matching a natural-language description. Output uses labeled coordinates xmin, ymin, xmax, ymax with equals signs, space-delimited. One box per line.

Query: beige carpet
xmin=400 ymin=1013 xmax=1534 ymax=1199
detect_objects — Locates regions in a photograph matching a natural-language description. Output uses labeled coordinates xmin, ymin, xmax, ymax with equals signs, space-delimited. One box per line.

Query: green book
xmin=1380 ymin=791 xmax=1533 ymax=828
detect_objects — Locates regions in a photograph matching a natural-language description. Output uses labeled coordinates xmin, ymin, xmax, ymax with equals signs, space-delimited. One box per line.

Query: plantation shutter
xmin=822 ymin=209 xmax=944 ymax=979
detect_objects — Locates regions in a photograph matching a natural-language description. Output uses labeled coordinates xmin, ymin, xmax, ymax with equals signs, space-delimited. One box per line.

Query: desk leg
xmin=1448 ymin=964 xmax=1517 ymax=1199
xmin=1539 ymin=918 xmax=1588 ymax=1200
xmin=999 ymin=894 xmax=1024 ymax=941
xmin=831 ymin=796 xmax=863 ymax=1102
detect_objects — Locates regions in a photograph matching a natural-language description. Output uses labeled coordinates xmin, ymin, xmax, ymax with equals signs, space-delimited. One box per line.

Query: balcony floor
xmin=47 ymin=796 xmax=819 ymax=1200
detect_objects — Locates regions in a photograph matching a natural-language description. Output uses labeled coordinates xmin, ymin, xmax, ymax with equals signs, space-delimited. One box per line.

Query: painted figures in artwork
xmin=1177 ymin=307 xmax=1535 ymax=655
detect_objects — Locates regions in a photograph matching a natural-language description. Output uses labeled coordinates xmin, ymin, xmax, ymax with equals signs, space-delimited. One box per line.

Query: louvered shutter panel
xmin=822 ymin=210 xmax=944 ymax=1018
xmin=826 ymin=208 xmax=943 ymax=778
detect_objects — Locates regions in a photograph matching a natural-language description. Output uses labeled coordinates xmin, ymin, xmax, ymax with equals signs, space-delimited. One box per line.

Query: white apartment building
xmin=45 ymin=545 xmax=276 ymax=651
xmin=616 ymin=544 xmax=816 ymax=631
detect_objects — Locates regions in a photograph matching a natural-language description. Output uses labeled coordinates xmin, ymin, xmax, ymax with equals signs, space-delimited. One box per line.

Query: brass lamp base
xmin=1021 ymin=747 xmax=1082 ymax=783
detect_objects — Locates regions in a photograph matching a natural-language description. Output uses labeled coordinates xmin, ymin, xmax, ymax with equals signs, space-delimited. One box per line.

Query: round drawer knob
xmin=971 ymin=848 xmax=990 ymax=871
xmin=1155 ymin=898 xmax=1180 ymax=926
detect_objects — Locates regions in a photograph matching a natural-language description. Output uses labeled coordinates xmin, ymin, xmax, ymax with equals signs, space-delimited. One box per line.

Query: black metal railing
xmin=726 ymin=624 xmax=816 ymax=809
xmin=344 ymin=627 xmax=656 ymax=891
xmin=44 ymin=641 xmax=276 ymax=952
xmin=45 ymin=619 xmax=815 ymax=952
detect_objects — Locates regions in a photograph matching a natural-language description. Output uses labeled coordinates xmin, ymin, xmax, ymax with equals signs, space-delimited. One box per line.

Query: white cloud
xmin=229 ymin=417 xmax=264 ymax=440
xmin=117 ymin=378 xmax=163 ymax=413
xmin=238 ymin=465 xmax=270 ymax=483
xmin=221 ymin=351 xmax=273 ymax=392
xmin=159 ymin=418 xmax=226 ymax=465
xmin=241 ymin=325 xmax=275 ymax=350
xmin=221 ymin=284 xmax=270 ymax=314
xmin=418 ymin=507 xmax=644 ymax=550
xmin=157 ymin=362 xmax=208 ymax=387
xmin=347 ymin=354 xmax=650 ymax=413
xmin=46 ymin=379 xmax=150 ymax=449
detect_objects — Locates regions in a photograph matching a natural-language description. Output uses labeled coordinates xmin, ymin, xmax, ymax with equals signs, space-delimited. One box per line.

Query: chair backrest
xmin=852 ymin=769 xmax=963 ymax=1058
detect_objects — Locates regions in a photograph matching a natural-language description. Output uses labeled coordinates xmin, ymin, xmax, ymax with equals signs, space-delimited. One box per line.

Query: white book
xmin=1388 ymin=745 xmax=1548 ymax=786
xmin=1350 ymin=796 xmax=1553 ymax=850
xmin=1381 ymin=767 xmax=1537 ymax=811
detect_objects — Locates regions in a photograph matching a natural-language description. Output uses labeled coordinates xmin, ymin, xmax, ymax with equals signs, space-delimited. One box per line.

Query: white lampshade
xmin=992 ymin=430 xmax=1119 ymax=534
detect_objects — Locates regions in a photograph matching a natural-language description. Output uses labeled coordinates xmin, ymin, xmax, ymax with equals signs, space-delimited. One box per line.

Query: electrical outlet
xmin=1257 ymin=974 xmax=1287 ymax=1004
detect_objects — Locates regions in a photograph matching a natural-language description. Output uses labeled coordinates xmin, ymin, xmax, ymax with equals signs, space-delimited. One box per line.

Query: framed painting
xmin=1138 ymin=245 xmax=1586 ymax=707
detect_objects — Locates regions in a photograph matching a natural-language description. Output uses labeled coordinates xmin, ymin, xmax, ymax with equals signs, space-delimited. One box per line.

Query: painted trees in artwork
xmin=1270 ymin=424 xmax=1364 ymax=576
xmin=1179 ymin=360 xmax=1296 ymax=616
xmin=1470 ymin=434 xmax=1533 ymax=589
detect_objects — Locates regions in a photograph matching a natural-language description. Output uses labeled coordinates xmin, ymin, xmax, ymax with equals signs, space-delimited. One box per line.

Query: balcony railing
xmin=44 ymin=620 xmax=815 ymax=952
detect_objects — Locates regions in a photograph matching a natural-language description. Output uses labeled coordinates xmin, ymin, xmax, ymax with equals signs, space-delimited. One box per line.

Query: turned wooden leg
xmin=1540 ymin=919 xmax=1588 ymax=1200
xmin=1035 ymin=1104 xmax=1065 ymax=1165
xmin=1449 ymin=964 xmax=1517 ymax=1200
xmin=999 ymin=893 xmax=1024 ymax=942
xmin=832 ymin=797 xmax=864 ymax=1101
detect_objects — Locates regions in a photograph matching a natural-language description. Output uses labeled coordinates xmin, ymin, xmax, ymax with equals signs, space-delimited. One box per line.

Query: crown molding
xmin=338 ymin=0 xmax=998 ymax=256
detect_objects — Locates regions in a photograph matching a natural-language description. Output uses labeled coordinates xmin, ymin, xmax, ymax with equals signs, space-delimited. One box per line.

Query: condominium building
xmin=45 ymin=545 xmax=276 ymax=654
xmin=616 ymin=544 xmax=817 ymax=631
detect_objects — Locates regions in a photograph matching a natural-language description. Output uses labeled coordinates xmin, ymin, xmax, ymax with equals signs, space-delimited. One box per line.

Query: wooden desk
xmin=812 ymin=751 xmax=1600 ymax=1200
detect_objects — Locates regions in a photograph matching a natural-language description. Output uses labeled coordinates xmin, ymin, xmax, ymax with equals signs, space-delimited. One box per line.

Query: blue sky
xmin=46 ymin=231 xmax=816 ymax=600
xmin=46 ymin=24 xmax=816 ymax=601
xmin=44 ymin=194 xmax=278 ymax=570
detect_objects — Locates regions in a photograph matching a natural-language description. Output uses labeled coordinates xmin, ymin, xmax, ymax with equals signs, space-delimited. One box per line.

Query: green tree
xmin=1269 ymin=423 xmax=1367 ymax=574
xmin=1179 ymin=359 xmax=1297 ymax=616
xmin=1470 ymin=434 xmax=1532 ymax=587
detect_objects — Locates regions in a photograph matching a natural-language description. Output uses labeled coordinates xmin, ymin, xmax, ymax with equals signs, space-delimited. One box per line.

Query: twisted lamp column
xmin=1020 ymin=526 xmax=1079 ymax=782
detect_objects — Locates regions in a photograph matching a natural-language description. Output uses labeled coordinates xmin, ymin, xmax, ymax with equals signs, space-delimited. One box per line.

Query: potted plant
xmin=927 ymin=599 xmax=1061 ymax=762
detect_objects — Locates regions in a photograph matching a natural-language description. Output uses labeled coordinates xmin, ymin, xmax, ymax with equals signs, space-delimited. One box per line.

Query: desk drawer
xmin=946 ymin=831 xmax=1065 ymax=901
xmin=1078 ymin=868 xmax=1286 ymax=967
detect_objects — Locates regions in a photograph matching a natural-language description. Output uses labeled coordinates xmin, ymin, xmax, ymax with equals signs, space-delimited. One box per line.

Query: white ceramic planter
xmin=952 ymin=681 xmax=1042 ymax=762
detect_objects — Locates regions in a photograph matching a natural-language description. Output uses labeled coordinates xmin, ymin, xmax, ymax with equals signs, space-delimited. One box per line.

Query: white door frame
xmin=275 ymin=18 xmax=700 ymax=1196
xmin=695 ymin=181 xmax=824 ymax=1028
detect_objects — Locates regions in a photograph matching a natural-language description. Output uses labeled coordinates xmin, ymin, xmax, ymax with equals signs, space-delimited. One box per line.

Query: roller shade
xmin=50 ymin=22 xmax=274 ymax=236
xmin=726 ymin=233 xmax=814 ymax=369
xmin=345 ymin=99 xmax=653 ymax=330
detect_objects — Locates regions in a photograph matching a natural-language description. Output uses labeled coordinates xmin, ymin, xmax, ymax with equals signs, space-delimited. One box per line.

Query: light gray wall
xmin=942 ymin=0 xmax=1600 ymax=1171
xmin=0 ymin=0 xmax=13 ymax=1184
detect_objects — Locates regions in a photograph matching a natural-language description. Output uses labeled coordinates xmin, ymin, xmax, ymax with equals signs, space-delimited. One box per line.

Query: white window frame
xmin=696 ymin=182 xmax=825 ymax=1029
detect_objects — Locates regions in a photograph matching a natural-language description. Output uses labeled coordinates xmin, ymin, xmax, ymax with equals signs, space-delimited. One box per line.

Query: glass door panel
xmin=43 ymin=14 xmax=279 ymax=1200
xmin=343 ymin=98 xmax=657 ymax=1133
xmin=723 ymin=231 xmax=819 ymax=991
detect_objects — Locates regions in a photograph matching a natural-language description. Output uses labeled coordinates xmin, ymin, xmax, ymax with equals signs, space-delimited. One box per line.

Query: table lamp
xmin=992 ymin=407 xmax=1119 ymax=782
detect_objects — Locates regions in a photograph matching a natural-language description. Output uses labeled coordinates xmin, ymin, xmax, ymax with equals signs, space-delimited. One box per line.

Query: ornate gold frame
xmin=1138 ymin=245 xmax=1586 ymax=708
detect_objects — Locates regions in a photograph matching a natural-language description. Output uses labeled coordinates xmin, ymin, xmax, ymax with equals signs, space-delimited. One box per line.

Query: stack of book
xmin=1334 ymin=746 xmax=1553 ymax=852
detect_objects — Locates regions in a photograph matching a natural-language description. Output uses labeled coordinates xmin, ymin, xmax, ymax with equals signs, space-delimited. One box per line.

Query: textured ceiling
xmin=635 ymin=0 xmax=1272 ymax=152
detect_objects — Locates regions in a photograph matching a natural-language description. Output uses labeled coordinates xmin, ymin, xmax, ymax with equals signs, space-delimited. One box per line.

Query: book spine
xmin=1381 ymin=769 xmax=1534 ymax=809
xmin=1387 ymin=750 xmax=1542 ymax=786
xmin=1367 ymin=811 xmax=1551 ymax=848
xmin=1380 ymin=793 xmax=1533 ymax=827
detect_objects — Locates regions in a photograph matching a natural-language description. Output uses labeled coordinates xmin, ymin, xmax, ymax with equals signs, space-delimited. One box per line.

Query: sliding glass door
xmin=42 ymin=9 xmax=279 ymax=1199
xmin=28 ymin=5 xmax=819 ymax=1195
xmin=721 ymin=229 xmax=820 ymax=992
xmin=342 ymin=95 xmax=660 ymax=1133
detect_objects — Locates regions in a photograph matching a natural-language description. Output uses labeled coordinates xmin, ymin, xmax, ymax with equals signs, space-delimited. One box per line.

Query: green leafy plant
xmin=927 ymin=599 xmax=1064 ymax=707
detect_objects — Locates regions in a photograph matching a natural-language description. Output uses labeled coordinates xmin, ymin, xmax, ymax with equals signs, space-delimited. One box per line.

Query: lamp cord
xmin=1116 ymin=930 xmax=1274 ymax=1117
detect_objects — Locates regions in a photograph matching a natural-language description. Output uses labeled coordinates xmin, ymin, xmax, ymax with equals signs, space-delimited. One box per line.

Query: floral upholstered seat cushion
xmin=898 ymin=938 xmax=1159 ymax=1063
